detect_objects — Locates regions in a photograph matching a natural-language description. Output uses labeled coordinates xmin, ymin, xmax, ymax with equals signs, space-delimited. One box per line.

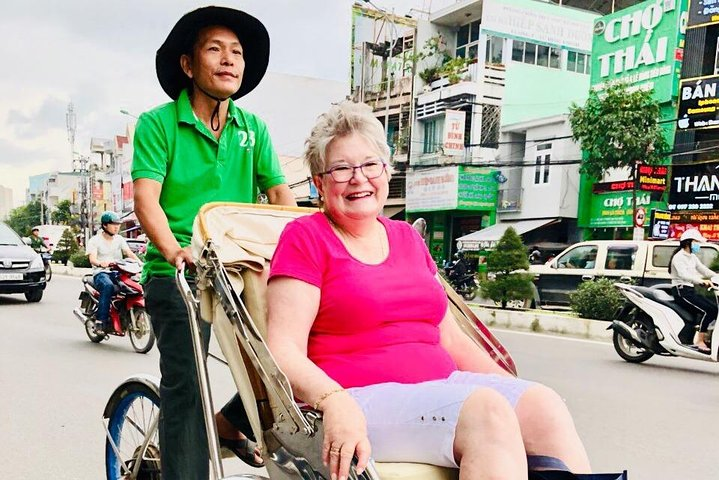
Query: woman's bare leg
xmin=454 ymin=388 xmax=527 ymax=479
xmin=515 ymin=385 xmax=591 ymax=473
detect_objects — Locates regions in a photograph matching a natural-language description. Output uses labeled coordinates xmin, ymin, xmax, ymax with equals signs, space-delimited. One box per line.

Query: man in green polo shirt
xmin=132 ymin=7 xmax=295 ymax=479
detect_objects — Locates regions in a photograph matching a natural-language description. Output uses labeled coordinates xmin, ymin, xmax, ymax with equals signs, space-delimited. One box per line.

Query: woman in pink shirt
xmin=266 ymin=102 xmax=590 ymax=480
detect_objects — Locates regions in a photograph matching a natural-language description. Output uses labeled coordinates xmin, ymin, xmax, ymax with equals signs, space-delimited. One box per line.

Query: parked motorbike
xmin=610 ymin=278 xmax=717 ymax=364
xmin=443 ymin=254 xmax=478 ymax=301
xmin=73 ymin=259 xmax=155 ymax=354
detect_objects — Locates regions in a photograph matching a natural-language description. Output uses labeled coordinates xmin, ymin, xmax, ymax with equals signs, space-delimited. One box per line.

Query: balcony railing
xmin=497 ymin=188 xmax=522 ymax=213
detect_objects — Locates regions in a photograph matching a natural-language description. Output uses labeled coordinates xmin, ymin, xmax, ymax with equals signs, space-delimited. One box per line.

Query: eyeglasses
xmin=319 ymin=160 xmax=387 ymax=183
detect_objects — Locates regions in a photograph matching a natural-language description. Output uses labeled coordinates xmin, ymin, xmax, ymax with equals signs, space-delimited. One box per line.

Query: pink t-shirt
xmin=269 ymin=212 xmax=457 ymax=388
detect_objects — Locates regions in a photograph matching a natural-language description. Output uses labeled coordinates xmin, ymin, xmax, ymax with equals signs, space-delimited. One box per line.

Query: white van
xmin=529 ymin=240 xmax=719 ymax=307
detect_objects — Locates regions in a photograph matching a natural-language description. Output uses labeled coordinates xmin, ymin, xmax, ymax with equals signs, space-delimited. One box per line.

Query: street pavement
xmin=1 ymin=275 xmax=717 ymax=479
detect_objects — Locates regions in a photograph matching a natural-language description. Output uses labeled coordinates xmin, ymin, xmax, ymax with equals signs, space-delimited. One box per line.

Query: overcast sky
xmin=0 ymin=0 xmax=453 ymax=207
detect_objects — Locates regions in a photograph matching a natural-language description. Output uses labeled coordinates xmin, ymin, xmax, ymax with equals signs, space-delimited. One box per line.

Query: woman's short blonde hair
xmin=304 ymin=101 xmax=392 ymax=177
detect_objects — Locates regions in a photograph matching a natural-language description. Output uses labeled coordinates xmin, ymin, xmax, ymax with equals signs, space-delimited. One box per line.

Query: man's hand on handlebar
xmin=702 ymin=279 xmax=714 ymax=288
xmin=170 ymin=246 xmax=195 ymax=271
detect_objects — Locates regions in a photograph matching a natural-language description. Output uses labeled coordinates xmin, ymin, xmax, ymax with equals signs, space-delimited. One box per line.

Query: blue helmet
xmin=100 ymin=211 xmax=121 ymax=225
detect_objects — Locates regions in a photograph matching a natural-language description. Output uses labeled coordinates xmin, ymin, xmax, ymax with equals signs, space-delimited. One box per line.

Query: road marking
xmin=493 ymin=328 xmax=611 ymax=347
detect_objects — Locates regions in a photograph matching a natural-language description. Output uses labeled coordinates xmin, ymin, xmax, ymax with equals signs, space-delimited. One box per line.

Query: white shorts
xmin=347 ymin=371 xmax=535 ymax=468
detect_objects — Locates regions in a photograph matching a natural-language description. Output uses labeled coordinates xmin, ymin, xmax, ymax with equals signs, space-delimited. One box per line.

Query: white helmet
xmin=680 ymin=229 xmax=705 ymax=243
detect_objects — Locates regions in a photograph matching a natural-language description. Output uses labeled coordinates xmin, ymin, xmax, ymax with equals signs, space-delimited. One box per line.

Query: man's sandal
xmin=219 ymin=436 xmax=264 ymax=468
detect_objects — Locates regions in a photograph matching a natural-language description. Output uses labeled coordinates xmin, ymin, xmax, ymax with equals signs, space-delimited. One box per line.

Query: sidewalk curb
xmin=470 ymin=305 xmax=612 ymax=342
xmin=52 ymin=264 xmax=93 ymax=277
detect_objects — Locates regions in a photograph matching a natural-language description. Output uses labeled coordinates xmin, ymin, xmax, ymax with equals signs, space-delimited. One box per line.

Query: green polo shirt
xmin=131 ymin=89 xmax=286 ymax=280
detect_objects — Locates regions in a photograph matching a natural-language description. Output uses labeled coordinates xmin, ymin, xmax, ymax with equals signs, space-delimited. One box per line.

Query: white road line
xmin=492 ymin=328 xmax=611 ymax=347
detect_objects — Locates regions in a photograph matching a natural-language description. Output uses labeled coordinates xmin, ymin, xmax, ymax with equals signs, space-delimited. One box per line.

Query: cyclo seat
xmin=191 ymin=203 xmax=517 ymax=480
xmin=633 ymin=285 xmax=697 ymax=324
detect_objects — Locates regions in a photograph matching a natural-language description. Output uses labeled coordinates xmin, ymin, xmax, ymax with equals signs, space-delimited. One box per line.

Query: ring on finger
xmin=329 ymin=446 xmax=341 ymax=455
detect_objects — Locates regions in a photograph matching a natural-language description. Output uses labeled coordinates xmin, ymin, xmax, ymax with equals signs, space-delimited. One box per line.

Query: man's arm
xmin=134 ymin=178 xmax=193 ymax=268
xmin=122 ymin=246 xmax=140 ymax=261
xmin=266 ymin=184 xmax=297 ymax=207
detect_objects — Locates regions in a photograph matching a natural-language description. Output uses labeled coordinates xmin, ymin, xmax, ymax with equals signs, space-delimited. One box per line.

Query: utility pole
xmin=66 ymin=102 xmax=76 ymax=170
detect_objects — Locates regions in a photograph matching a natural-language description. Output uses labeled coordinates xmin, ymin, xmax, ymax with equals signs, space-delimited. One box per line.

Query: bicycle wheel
xmin=105 ymin=381 xmax=161 ymax=480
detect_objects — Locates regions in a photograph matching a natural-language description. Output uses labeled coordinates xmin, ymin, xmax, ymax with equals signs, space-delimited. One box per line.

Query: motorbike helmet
xmin=100 ymin=211 xmax=121 ymax=225
xmin=680 ymin=229 xmax=705 ymax=243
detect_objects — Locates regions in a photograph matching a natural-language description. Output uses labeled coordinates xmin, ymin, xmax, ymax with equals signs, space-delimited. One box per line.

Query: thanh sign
xmin=677 ymin=76 xmax=719 ymax=130
xmin=590 ymin=0 xmax=688 ymax=103
xmin=668 ymin=160 xmax=719 ymax=210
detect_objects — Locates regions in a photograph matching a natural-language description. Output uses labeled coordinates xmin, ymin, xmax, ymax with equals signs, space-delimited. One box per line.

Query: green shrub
xmin=569 ymin=278 xmax=626 ymax=320
xmin=53 ymin=229 xmax=80 ymax=265
xmin=479 ymin=227 xmax=534 ymax=308
xmin=69 ymin=252 xmax=91 ymax=268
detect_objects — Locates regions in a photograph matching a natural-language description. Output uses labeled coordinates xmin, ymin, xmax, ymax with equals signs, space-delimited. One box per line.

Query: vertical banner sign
xmin=649 ymin=209 xmax=671 ymax=239
xmin=443 ymin=110 xmax=466 ymax=157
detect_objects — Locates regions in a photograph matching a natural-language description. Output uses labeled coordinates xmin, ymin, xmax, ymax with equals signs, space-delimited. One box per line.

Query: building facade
xmin=666 ymin=0 xmax=719 ymax=240
xmin=405 ymin=0 xmax=596 ymax=263
xmin=577 ymin=0 xmax=688 ymax=239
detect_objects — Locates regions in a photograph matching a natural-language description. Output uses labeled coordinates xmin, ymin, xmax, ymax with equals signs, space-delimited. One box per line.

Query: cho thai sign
xmin=443 ymin=110 xmax=466 ymax=157
xmin=688 ymin=0 xmax=719 ymax=28
xmin=677 ymin=75 xmax=719 ymax=130
xmin=590 ymin=0 xmax=688 ymax=103
xmin=668 ymin=161 xmax=719 ymax=211
xmin=588 ymin=190 xmax=665 ymax=227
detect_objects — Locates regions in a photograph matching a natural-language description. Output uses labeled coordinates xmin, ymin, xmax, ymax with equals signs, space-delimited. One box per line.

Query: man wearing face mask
xmin=669 ymin=229 xmax=717 ymax=353
xmin=132 ymin=6 xmax=295 ymax=478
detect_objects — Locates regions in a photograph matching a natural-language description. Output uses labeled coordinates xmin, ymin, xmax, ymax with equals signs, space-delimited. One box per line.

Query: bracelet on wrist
xmin=312 ymin=388 xmax=345 ymax=410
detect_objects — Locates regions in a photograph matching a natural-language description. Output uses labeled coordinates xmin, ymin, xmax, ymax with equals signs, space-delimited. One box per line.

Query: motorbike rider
xmin=29 ymin=227 xmax=49 ymax=253
xmin=86 ymin=211 xmax=139 ymax=332
xmin=669 ymin=229 xmax=717 ymax=353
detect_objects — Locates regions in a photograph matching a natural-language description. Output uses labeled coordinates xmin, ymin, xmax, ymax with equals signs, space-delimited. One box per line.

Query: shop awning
xmin=456 ymin=219 xmax=558 ymax=251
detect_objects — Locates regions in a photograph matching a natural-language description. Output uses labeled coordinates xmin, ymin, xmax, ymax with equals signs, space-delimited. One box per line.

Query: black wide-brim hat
xmin=156 ymin=6 xmax=270 ymax=100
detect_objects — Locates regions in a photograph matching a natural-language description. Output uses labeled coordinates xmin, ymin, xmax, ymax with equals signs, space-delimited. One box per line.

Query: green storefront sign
xmin=590 ymin=0 xmax=687 ymax=103
xmin=457 ymin=167 xmax=498 ymax=209
xmin=588 ymin=190 xmax=664 ymax=228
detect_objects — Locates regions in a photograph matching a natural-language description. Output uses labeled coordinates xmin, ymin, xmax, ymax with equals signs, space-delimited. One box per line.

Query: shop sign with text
xmin=649 ymin=208 xmax=671 ymax=239
xmin=406 ymin=166 xmax=459 ymax=212
xmin=588 ymin=190 xmax=664 ymax=227
xmin=688 ymin=0 xmax=719 ymax=28
xmin=590 ymin=0 xmax=688 ymax=103
xmin=670 ymin=210 xmax=719 ymax=240
xmin=457 ymin=167 xmax=499 ymax=210
xmin=668 ymin=161 xmax=719 ymax=210
xmin=677 ymin=75 xmax=719 ymax=130
xmin=443 ymin=110 xmax=466 ymax=157
xmin=592 ymin=165 xmax=668 ymax=193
